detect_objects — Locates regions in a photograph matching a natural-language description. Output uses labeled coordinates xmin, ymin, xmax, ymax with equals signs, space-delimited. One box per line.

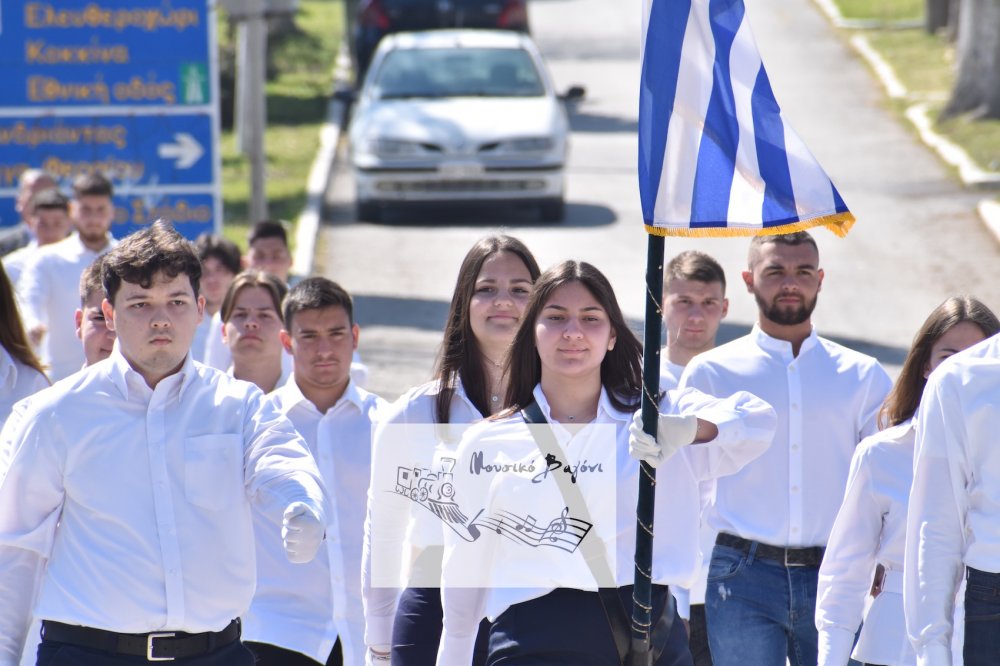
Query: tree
xmin=925 ymin=0 xmax=960 ymax=38
xmin=943 ymin=0 xmax=1000 ymax=119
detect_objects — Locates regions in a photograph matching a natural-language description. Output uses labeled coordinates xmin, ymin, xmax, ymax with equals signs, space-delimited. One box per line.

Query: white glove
xmin=366 ymin=646 xmax=391 ymax=665
xmin=628 ymin=410 xmax=698 ymax=468
xmin=282 ymin=501 xmax=325 ymax=563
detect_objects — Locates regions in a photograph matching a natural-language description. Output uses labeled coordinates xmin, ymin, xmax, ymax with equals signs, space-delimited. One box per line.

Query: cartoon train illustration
xmin=396 ymin=457 xmax=457 ymax=503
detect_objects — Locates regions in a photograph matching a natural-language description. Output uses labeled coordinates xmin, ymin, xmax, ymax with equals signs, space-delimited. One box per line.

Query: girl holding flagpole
xmin=436 ymin=260 xmax=775 ymax=666
xmin=362 ymin=235 xmax=541 ymax=666
xmin=815 ymin=296 xmax=999 ymax=666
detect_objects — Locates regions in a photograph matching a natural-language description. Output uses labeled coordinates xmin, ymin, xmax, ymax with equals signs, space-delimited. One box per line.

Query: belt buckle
xmin=784 ymin=548 xmax=806 ymax=567
xmin=146 ymin=632 xmax=176 ymax=662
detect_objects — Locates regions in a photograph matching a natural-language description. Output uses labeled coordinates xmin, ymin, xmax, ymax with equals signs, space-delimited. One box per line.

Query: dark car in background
xmin=353 ymin=0 xmax=529 ymax=80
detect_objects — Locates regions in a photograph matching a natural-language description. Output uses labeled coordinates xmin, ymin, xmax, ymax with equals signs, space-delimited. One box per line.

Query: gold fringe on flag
xmin=644 ymin=211 xmax=856 ymax=239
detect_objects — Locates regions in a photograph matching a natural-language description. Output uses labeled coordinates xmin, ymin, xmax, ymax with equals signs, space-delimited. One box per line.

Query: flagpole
xmin=630 ymin=232 xmax=665 ymax=666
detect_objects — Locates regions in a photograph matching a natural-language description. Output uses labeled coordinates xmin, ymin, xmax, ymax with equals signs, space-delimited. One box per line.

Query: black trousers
xmin=688 ymin=604 xmax=712 ymax=666
xmin=392 ymin=586 xmax=490 ymax=666
xmin=487 ymin=586 xmax=693 ymax=666
xmin=37 ymin=639 xmax=254 ymax=665
xmin=245 ymin=640 xmax=342 ymax=666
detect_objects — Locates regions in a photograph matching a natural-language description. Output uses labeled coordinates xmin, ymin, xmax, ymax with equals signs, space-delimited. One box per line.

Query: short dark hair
xmin=79 ymin=254 xmax=107 ymax=305
xmin=748 ymin=231 xmax=818 ymax=268
xmin=247 ymin=219 xmax=289 ymax=247
xmin=72 ymin=171 xmax=114 ymax=199
xmin=30 ymin=188 xmax=70 ymax=213
xmin=283 ymin=277 xmax=354 ymax=330
xmin=664 ymin=250 xmax=726 ymax=293
xmin=220 ymin=270 xmax=288 ymax=325
xmin=102 ymin=220 xmax=201 ymax=304
xmin=194 ymin=233 xmax=242 ymax=275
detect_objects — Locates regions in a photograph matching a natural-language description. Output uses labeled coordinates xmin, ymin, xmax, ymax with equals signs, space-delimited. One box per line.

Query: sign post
xmin=0 ymin=0 xmax=223 ymax=240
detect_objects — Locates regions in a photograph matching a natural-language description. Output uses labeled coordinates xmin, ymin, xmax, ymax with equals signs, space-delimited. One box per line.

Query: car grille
xmin=375 ymin=179 xmax=548 ymax=193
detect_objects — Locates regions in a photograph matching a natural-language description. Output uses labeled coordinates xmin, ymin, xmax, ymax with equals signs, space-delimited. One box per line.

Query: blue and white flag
xmin=639 ymin=0 xmax=854 ymax=237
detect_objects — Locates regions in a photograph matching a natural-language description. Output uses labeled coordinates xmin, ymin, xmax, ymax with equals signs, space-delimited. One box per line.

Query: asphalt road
xmin=316 ymin=0 xmax=1000 ymax=400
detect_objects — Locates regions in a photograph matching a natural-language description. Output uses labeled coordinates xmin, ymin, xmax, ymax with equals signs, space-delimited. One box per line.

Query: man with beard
xmin=17 ymin=172 xmax=117 ymax=380
xmin=678 ymin=232 xmax=891 ymax=666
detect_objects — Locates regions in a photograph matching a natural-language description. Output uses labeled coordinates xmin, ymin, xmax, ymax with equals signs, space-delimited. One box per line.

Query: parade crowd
xmin=0 ymin=168 xmax=998 ymax=666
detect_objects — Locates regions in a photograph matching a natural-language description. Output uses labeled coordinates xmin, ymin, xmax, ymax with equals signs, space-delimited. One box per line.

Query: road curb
xmin=826 ymin=14 xmax=1000 ymax=244
xmin=292 ymin=47 xmax=352 ymax=277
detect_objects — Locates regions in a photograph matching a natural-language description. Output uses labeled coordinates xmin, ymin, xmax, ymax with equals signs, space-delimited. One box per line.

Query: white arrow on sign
xmin=158 ymin=132 xmax=204 ymax=169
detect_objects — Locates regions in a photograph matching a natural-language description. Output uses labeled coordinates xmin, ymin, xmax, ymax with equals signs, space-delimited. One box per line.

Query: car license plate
xmin=438 ymin=163 xmax=483 ymax=179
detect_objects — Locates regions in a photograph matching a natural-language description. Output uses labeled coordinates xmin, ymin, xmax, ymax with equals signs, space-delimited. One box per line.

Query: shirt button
xmin=791 ymin=486 xmax=799 ymax=493
xmin=791 ymin=444 xmax=800 ymax=451
xmin=791 ymin=527 xmax=799 ymax=533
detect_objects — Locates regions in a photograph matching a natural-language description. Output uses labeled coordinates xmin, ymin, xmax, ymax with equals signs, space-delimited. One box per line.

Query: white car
xmin=347 ymin=29 xmax=583 ymax=222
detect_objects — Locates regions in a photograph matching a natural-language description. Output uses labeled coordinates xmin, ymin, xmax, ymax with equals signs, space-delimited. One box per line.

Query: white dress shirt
xmin=2 ymin=241 xmax=38 ymax=286
xmin=0 ymin=349 xmax=328 ymax=664
xmin=680 ymin=325 xmax=891 ymax=547
xmin=436 ymin=383 xmax=776 ymax=665
xmin=906 ymin=334 xmax=1000 ymax=665
xmin=362 ymin=379 xmax=484 ymax=650
xmin=0 ymin=348 xmax=47 ymax=431
xmin=817 ymin=420 xmax=916 ymax=665
xmin=15 ymin=233 xmax=115 ymax=381
xmin=243 ymin=377 xmax=385 ymax=665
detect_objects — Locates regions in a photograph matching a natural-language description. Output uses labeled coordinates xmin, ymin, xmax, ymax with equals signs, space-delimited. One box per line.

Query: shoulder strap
xmin=521 ymin=400 xmax=631 ymax=664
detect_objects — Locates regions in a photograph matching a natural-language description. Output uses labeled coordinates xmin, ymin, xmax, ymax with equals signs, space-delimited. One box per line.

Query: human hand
xmin=627 ymin=411 xmax=698 ymax=467
xmin=282 ymin=501 xmax=324 ymax=563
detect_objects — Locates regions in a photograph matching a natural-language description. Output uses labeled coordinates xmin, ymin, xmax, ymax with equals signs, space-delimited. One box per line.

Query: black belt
xmin=716 ymin=533 xmax=825 ymax=568
xmin=41 ymin=619 xmax=240 ymax=662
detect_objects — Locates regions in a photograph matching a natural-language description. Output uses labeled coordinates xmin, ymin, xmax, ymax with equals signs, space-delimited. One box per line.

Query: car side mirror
xmin=560 ymin=85 xmax=586 ymax=102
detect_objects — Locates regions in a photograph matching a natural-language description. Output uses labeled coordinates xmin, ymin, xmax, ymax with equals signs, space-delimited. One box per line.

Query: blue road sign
xmin=0 ymin=0 xmax=221 ymax=240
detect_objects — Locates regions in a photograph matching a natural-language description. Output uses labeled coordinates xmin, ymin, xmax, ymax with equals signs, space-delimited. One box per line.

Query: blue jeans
xmin=965 ymin=567 xmax=1000 ymax=666
xmin=704 ymin=543 xmax=819 ymax=666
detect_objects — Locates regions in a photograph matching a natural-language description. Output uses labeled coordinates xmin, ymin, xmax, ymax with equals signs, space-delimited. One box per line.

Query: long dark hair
xmin=503 ymin=260 xmax=642 ymax=414
xmin=880 ymin=295 xmax=999 ymax=428
xmin=434 ymin=235 xmax=541 ymax=423
xmin=0 ymin=263 xmax=48 ymax=380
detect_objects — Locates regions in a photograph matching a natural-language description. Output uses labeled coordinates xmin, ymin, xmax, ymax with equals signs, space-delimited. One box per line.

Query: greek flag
xmin=639 ymin=0 xmax=855 ymax=237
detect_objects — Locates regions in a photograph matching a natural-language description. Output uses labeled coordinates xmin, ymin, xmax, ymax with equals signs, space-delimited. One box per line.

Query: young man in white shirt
xmin=2 ymin=187 xmax=71 ymax=286
xmin=660 ymin=250 xmax=728 ymax=666
xmin=0 ymin=169 xmax=58 ymax=258
xmin=17 ymin=172 xmax=117 ymax=380
xmin=192 ymin=233 xmax=242 ymax=363
xmin=905 ymin=333 xmax=1000 ymax=666
xmin=0 ymin=220 xmax=328 ymax=666
xmin=74 ymin=255 xmax=116 ymax=367
xmin=243 ymin=277 xmax=385 ymax=666
xmin=679 ymin=232 xmax=891 ymax=666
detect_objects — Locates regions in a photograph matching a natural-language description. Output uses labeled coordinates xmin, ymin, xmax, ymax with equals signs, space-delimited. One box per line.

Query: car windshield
xmin=374 ymin=47 xmax=546 ymax=99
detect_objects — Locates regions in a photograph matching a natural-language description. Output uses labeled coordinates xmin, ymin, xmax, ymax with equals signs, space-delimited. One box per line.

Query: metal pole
xmin=629 ymin=233 xmax=665 ymax=666
xmin=237 ymin=0 xmax=269 ymax=221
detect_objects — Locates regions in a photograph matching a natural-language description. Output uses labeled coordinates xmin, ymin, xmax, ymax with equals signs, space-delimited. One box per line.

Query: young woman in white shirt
xmin=0 ymin=263 xmax=48 ymax=430
xmin=435 ymin=260 xmax=776 ymax=666
xmin=816 ymin=296 xmax=1000 ymax=666
xmin=363 ymin=235 xmax=541 ymax=666
xmin=220 ymin=270 xmax=290 ymax=393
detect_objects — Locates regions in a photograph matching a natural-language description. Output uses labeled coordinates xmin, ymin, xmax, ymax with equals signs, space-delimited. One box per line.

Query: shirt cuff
xmin=365 ymin=613 xmax=395 ymax=648
xmin=916 ymin=643 xmax=953 ymax=666
xmin=817 ymin=627 xmax=855 ymax=666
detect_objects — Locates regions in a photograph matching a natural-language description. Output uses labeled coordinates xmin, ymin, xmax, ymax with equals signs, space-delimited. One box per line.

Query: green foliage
xmin=836 ymin=0 xmax=922 ymax=22
xmin=217 ymin=0 xmax=343 ymax=244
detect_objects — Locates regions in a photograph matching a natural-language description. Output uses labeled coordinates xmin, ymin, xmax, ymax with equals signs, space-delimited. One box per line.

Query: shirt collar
xmin=108 ymin=347 xmax=197 ymax=400
xmin=530 ymin=384 xmax=631 ymax=424
xmin=278 ymin=375 xmax=365 ymax=415
xmin=750 ymin=323 xmax=819 ymax=356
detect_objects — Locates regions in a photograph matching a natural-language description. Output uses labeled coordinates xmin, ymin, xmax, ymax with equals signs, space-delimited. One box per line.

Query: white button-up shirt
xmin=0 ymin=350 xmax=327 ymax=664
xmin=2 ymin=241 xmax=38 ymax=286
xmin=0 ymin=347 xmax=47 ymax=431
xmin=243 ymin=377 xmax=385 ymax=665
xmin=436 ymin=384 xmax=776 ymax=665
xmin=906 ymin=334 xmax=1000 ymax=666
xmin=16 ymin=232 xmax=116 ymax=381
xmin=817 ymin=420 xmax=916 ymax=665
xmin=362 ymin=379 xmax=484 ymax=649
xmin=680 ymin=325 xmax=891 ymax=547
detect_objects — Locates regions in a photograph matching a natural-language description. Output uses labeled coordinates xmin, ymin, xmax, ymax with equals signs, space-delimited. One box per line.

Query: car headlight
xmin=495 ymin=137 xmax=556 ymax=153
xmin=362 ymin=138 xmax=426 ymax=157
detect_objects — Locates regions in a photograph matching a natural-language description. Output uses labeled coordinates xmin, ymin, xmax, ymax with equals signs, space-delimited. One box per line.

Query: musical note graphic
xmin=473 ymin=507 xmax=591 ymax=553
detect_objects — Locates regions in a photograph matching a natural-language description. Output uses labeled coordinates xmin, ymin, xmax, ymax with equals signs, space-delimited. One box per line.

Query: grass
xmin=217 ymin=0 xmax=343 ymax=250
xmin=832 ymin=0 xmax=1000 ymax=177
